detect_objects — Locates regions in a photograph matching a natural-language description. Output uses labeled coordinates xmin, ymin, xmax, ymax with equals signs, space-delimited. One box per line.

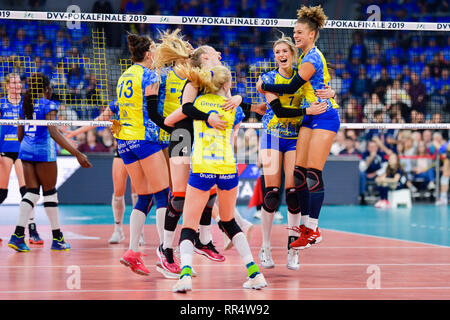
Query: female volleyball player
xmin=115 ymin=34 xmax=171 ymax=276
xmin=257 ymin=34 xmax=331 ymax=270
xmin=257 ymin=5 xmax=341 ymax=250
xmin=7 ymin=73 xmax=92 ymax=252
xmin=170 ymin=64 xmax=267 ymax=292
xmin=0 ymin=73 xmax=43 ymax=244
xmin=65 ymin=100 xmax=145 ymax=245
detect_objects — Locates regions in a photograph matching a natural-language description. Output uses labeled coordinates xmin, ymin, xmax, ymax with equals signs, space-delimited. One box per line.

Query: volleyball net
xmin=0 ymin=9 xmax=448 ymax=131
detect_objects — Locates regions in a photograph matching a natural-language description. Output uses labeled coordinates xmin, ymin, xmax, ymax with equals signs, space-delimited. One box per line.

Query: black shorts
xmin=168 ymin=118 xmax=194 ymax=158
xmin=0 ymin=152 xmax=19 ymax=162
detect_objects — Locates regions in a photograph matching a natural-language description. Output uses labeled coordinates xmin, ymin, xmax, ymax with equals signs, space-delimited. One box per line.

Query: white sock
xmin=28 ymin=207 xmax=35 ymax=226
xmin=234 ymin=208 xmax=244 ymax=227
xmin=129 ymin=209 xmax=146 ymax=252
xmin=156 ymin=207 xmax=166 ymax=244
xmin=231 ymin=232 xmax=254 ymax=265
xmin=17 ymin=192 xmax=40 ymax=228
xmin=261 ymin=208 xmax=274 ymax=248
xmin=199 ymin=224 xmax=212 ymax=245
xmin=287 ymin=211 xmax=301 ymax=237
xmin=306 ymin=217 xmax=318 ymax=230
xmin=112 ymin=194 xmax=125 ymax=232
xmin=163 ymin=229 xmax=175 ymax=250
xmin=131 ymin=193 xmax=138 ymax=207
xmin=43 ymin=192 xmax=60 ymax=231
xmin=179 ymin=239 xmax=194 ymax=268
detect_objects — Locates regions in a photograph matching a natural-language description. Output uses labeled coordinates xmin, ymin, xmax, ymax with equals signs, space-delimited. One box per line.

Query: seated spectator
xmin=124 ymin=0 xmax=145 ymax=14
xmin=423 ymin=37 xmax=440 ymax=64
xmin=407 ymin=36 xmax=424 ymax=64
xmin=340 ymin=71 xmax=352 ymax=99
xmin=330 ymin=130 xmax=346 ymax=156
xmin=343 ymin=97 xmax=363 ymax=123
xmin=0 ymin=36 xmax=14 ymax=57
xmin=78 ymin=129 xmax=109 ymax=153
xmin=238 ymin=0 xmax=255 ymax=17
xmin=359 ymin=140 xmax=388 ymax=205
xmin=42 ymin=47 xmax=57 ymax=72
xmin=374 ymin=153 xmax=408 ymax=208
xmin=421 ymin=65 xmax=436 ymax=95
xmin=328 ymin=68 xmax=342 ymax=97
xmin=67 ymin=64 xmax=85 ymax=104
xmin=332 ymin=51 xmax=347 ymax=78
xmin=98 ymin=128 xmax=115 ymax=152
xmin=13 ymin=28 xmax=27 ymax=56
xmin=219 ymin=0 xmax=238 ymax=16
xmin=54 ymin=30 xmax=71 ymax=59
xmin=387 ymin=56 xmax=403 ymax=80
xmin=255 ymin=0 xmax=276 ymax=18
xmin=50 ymin=62 xmax=68 ymax=101
xmin=388 ymin=103 xmax=406 ymax=124
xmin=348 ymin=31 xmax=367 ymax=63
xmin=429 ymin=131 xmax=446 ymax=156
xmin=364 ymin=93 xmax=385 ymax=123
xmin=409 ymin=55 xmax=425 ymax=76
xmin=366 ymin=54 xmax=382 ymax=81
xmin=410 ymin=109 xmax=425 ymax=123
xmin=350 ymin=65 xmax=371 ymax=101
xmin=339 ymin=134 xmax=361 ymax=157
xmin=384 ymin=41 xmax=403 ymax=65
xmin=385 ymin=79 xmax=412 ymax=109
xmin=67 ymin=22 xmax=90 ymax=49
xmin=373 ymin=68 xmax=392 ymax=102
xmin=347 ymin=56 xmax=361 ymax=79
xmin=411 ymin=141 xmax=436 ymax=191
xmin=408 ymin=72 xmax=427 ymax=113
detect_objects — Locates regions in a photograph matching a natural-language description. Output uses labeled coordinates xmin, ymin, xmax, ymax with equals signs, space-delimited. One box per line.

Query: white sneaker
xmin=173 ymin=247 xmax=198 ymax=277
xmin=173 ymin=275 xmax=192 ymax=293
xmin=274 ymin=211 xmax=283 ymax=221
xmin=258 ymin=247 xmax=275 ymax=269
xmin=253 ymin=210 xmax=261 ymax=219
xmin=287 ymin=249 xmax=300 ymax=270
xmin=139 ymin=232 xmax=146 ymax=246
xmin=109 ymin=229 xmax=125 ymax=244
xmin=243 ymin=273 xmax=267 ymax=290
xmin=436 ymin=198 xmax=448 ymax=206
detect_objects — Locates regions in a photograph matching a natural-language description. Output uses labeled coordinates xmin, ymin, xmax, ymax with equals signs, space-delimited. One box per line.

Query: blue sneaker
xmin=51 ymin=235 xmax=71 ymax=251
xmin=29 ymin=232 xmax=44 ymax=245
xmin=8 ymin=234 xmax=30 ymax=252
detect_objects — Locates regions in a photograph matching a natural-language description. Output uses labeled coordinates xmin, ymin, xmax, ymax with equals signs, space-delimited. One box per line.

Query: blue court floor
xmin=0 ymin=204 xmax=448 ymax=247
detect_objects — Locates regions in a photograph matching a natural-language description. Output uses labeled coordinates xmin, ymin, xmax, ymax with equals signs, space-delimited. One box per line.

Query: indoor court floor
xmin=0 ymin=204 xmax=449 ymax=300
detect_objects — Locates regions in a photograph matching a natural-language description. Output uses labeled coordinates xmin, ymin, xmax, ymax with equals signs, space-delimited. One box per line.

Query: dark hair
xmin=23 ymin=73 xmax=50 ymax=120
xmin=127 ymin=33 xmax=153 ymax=63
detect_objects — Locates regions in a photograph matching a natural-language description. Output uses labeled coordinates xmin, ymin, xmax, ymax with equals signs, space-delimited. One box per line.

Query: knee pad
xmin=307 ymin=168 xmax=324 ymax=193
xmin=154 ymin=188 xmax=169 ymax=209
xmin=0 ymin=189 xmax=8 ymax=204
xmin=262 ymin=186 xmax=281 ymax=213
xmin=21 ymin=188 xmax=40 ymax=208
xmin=167 ymin=194 xmax=185 ymax=217
xmin=134 ymin=194 xmax=153 ymax=215
xmin=179 ymin=227 xmax=197 ymax=245
xmin=286 ymin=188 xmax=301 ymax=214
xmin=218 ymin=218 xmax=242 ymax=240
xmin=43 ymin=188 xmax=58 ymax=207
xmin=441 ymin=176 xmax=449 ymax=186
xmin=294 ymin=166 xmax=307 ymax=190
xmin=199 ymin=193 xmax=216 ymax=225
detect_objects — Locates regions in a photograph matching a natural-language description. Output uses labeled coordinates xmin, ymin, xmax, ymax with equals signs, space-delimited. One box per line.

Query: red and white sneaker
xmin=194 ymin=240 xmax=225 ymax=262
xmin=374 ymin=199 xmax=390 ymax=209
xmin=156 ymin=244 xmax=181 ymax=279
xmin=120 ymin=249 xmax=149 ymax=276
xmin=290 ymin=226 xmax=322 ymax=250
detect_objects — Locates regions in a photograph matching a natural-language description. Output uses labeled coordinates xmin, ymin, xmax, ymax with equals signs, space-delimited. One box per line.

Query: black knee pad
xmin=286 ymin=188 xmax=301 ymax=214
xmin=199 ymin=193 xmax=216 ymax=225
xmin=294 ymin=166 xmax=307 ymax=190
xmin=167 ymin=195 xmax=185 ymax=216
xmin=179 ymin=227 xmax=197 ymax=245
xmin=307 ymin=168 xmax=324 ymax=192
xmin=0 ymin=189 xmax=7 ymax=204
xmin=218 ymin=218 xmax=242 ymax=240
xmin=262 ymin=186 xmax=281 ymax=213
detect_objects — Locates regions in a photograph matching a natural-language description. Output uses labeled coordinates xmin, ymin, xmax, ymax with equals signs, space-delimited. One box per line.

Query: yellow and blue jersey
xmin=261 ymin=68 xmax=304 ymax=139
xmin=299 ymin=47 xmax=339 ymax=111
xmin=18 ymin=98 xmax=58 ymax=162
xmin=0 ymin=97 xmax=22 ymax=153
xmin=191 ymin=94 xmax=245 ymax=175
xmin=115 ymin=64 xmax=159 ymax=142
xmin=157 ymin=67 xmax=187 ymax=144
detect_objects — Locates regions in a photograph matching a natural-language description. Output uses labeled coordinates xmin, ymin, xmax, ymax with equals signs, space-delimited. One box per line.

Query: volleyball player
xmin=257 ymin=34 xmax=330 ymax=269
xmin=115 ymin=34 xmax=170 ymax=276
xmin=257 ymin=5 xmax=341 ymax=249
xmin=65 ymin=100 xmax=145 ymax=245
xmin=8 ymin=73 xmax=92 ymax=252
xmin=169 ymin=64 xmax=267 ymax=292
xmin=0 ymin=73 xmax=43 ymax=244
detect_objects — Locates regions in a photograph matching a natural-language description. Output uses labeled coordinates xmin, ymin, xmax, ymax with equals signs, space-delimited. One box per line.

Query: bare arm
xmin=66 ymin=107 xmax=114 ymax=138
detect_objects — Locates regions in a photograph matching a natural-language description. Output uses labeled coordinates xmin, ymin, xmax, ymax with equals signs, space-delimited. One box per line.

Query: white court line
xmin=1 ymin=263 xmax=450 ymax=268
xmin=0 ymin=286 xmax=450 ymax=295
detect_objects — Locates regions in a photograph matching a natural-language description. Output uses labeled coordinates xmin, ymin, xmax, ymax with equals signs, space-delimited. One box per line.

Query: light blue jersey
xmin=0 ymin=97 xmax=22 ymax=153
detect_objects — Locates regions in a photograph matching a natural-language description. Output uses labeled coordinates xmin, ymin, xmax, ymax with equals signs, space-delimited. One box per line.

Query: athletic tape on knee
xmin=218 ymin=218 xmax=242 ymax=240
xmin=22 ymin=189 xmax=40 ymax=208
xmin=43 ymin=188 xmax=58 ymax=207
xmin=286 ymin=188 xmax=301 ymax=214
xmin=262 ymin=186 xmax=281 ymax=213
xmin=179 ymin=227 xmax=197 ymax=245
xmin=0 ymin=189 xmax=7 ymax=204
xmin=294 ymin=166 xmax=308 ymax=190
xmin=307 ymin=168 xmax=324 ymax=192
xmin=441 ymin=176 xmax=449 ymax=186
xmin=154 ymin=187 xmax=169 ymax=209
xmin=134 ymin=194 xmax=153 ymax=215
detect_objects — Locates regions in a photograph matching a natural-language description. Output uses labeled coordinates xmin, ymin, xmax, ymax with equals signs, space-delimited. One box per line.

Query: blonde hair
xmin=189 ymin=45 xmax=211 ymax=68
xmin=296 ymin=5 xmax=327 ymax=41
xmin=175 ymin=64 xmax=231 ymax=94
xmin=153 ymin=28 xmax=192 ymax=69
xmin=273 ymin=32 xmax=298 ymax=63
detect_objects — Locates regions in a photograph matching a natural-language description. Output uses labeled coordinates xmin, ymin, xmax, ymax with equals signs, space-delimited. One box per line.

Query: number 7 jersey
xmin=115 ymin=64 xmax=160 ymax=141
